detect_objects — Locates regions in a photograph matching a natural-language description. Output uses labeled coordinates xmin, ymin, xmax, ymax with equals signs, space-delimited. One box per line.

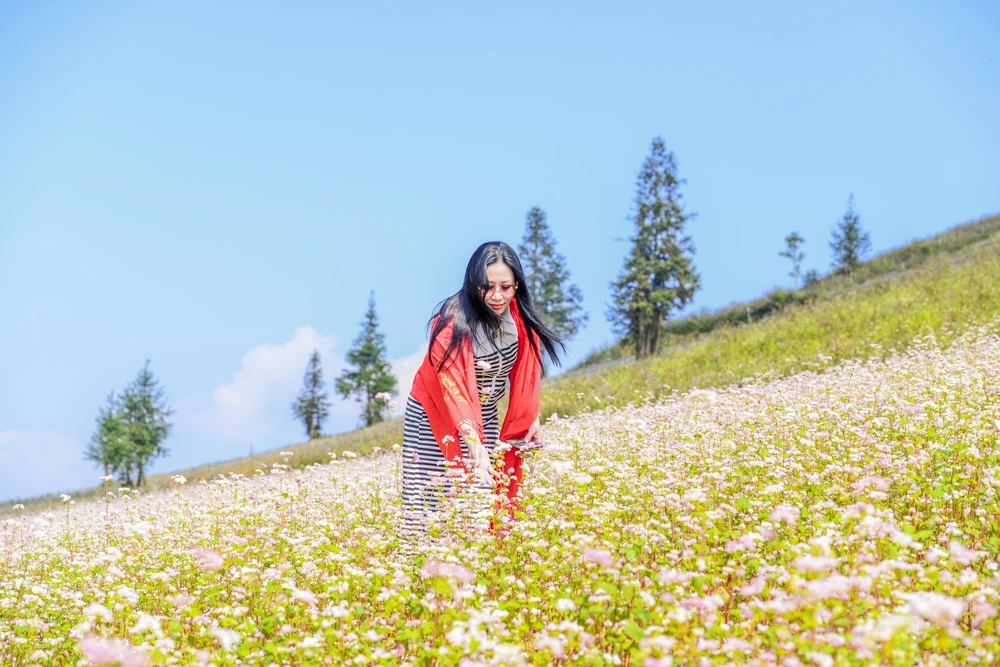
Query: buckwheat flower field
xmin=4 ymin=322 xmax=1000 ymax=666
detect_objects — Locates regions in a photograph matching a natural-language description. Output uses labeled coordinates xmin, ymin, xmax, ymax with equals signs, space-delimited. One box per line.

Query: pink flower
xmin=972 ymin=601 xmax=997 ymax=628
xmin=695 ymin=638 xmax=720 ymax=652
xmin=582 ymin=548 xmax=616 ymax=568
xmin=738 ymin=577 xmax=766 ymax=596
xmin=420 ymin=560 xmax=475 ymax=585
xmin=949 ymin=539 xmax=985 ymax=566
xmin=79 ymin=635 xmax=149 ymax=667
xmin=852 ymin=475 xmax=890 ymax=492
xmin=724 ymin=539 xmax=746 ymax=553
xmin=192 ymin=548 xmax=223 ymax=572
xmin=901 ymin=591 xmax=966 ymax=626
xmin=722 ymin=637 xmax=753 ymax=652
xmin=291 ymin=588 xmax=318 ymax=605
xmin=769 ymin=505 xmax=798 ymax=525
xmin=167 ymin=594 xmax=194 ymax=607
xmin=791 ymin=555 xmax=840 ymax=573
xmin=804 ymin=574 xmax=854 ymax=601
xmin=644 ymin=659 xmax=672 ymax=667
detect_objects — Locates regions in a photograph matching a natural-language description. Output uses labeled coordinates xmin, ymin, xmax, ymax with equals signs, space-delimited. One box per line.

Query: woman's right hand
xmin=459 ymin=420 xmax=497 ymax=485
xmin=468 ymin=441 xmax=499 ymax=486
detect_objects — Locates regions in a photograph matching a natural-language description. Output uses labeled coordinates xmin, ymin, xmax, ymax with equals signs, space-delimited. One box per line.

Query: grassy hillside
xmin=545 ymin=213 xmax=1000 ymax=418
xmin=5 ymin=213 xmax=998 ymax=513
xmin=582 ymin=213 xmax=1000 ymax=364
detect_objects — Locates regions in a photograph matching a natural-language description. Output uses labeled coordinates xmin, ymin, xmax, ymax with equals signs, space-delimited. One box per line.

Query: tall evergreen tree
xmin=779 ymin=232 xmax=806 ymax=288
xmin=517 ymin=206 xmax=587 ymax=372
xmin=608 ymin=137 xmax=700 ymax=359
xmin=829 ymin=194 xmax=871 ymax=274
xmin=118 ymin=360 xmax=174 ymax=488
xmin=292 ymin=349 xmax=331 ymax=439
xmin=84 ymin=391 xmax=132 ymax=482
xmin=335 ymin=292 xmax=397 ymax=427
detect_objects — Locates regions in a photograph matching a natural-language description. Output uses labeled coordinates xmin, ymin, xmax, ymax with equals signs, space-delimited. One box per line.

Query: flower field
xmin=4 ymin=321 xmax=1000 ymax=665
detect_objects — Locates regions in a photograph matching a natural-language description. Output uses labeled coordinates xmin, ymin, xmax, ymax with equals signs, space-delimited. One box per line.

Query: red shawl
xmin=409 ymin=297 xmax=541 ymax=507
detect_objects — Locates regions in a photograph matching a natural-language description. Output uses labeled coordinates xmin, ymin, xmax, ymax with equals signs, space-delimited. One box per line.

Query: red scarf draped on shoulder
xmin=409 ymin=297 xmax=541 ymax=508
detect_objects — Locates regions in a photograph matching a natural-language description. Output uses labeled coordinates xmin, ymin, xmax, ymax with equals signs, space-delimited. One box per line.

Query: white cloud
xmin=0 ymin=428 xmax=90 ymax=501
xmin=0 ymin=335 xmax=433 ymax=501
xmin=174 ymin=326 xmax=351 ymax=448
xmin=388 ymin=344 xmax=427 ymax=417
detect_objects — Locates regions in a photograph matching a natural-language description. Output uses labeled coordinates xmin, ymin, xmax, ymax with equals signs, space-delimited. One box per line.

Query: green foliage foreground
xmin=5 ymin=319 xmax=1000 ymax=664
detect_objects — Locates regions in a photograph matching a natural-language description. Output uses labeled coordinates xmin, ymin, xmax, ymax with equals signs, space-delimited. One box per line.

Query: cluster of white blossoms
xmin=2 ymin=322 xmax=1000 ymax=664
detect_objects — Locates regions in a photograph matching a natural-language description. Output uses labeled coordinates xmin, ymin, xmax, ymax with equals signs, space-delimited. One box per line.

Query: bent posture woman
xmin=400 ymin=241 xmax=563 ymax=552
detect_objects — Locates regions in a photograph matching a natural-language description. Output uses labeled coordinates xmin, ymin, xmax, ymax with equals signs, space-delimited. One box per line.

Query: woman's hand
xmin=469 ymin=441 xmax=499 ymax=486
xmin=525 ymin=415 xmax=542 ymax=444
xmin=459 ymin=420 xmax=498 ymax=485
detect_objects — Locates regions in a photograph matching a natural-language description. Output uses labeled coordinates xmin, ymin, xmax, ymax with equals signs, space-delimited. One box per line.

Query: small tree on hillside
xmin=830 ymin=194 xmax=871 ymax=274
xmin=292 ymin=349 xmax=331 ymax=439
xmin=609 ymin=137 xmax=700 ymax=359
xmin=517 ymin=206 xmax=587 ymax=373
xmin=118 ymin=360 xmax=174 ymax=488
xmin=780 ymin=232 xmax=806 ymax=289
xmin=85 ymin=391 xmax=132 ymax=481
xmin=336 ymin=292 xmax=397 ymax=427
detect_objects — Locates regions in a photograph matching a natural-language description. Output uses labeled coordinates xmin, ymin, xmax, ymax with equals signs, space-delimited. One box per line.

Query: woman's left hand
xmin=525 ymin=415 xmax=542 ymax=444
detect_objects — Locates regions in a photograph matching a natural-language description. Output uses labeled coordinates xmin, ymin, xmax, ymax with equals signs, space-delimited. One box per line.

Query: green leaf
xmin=624 ymin=620 xmax=644 ymax=642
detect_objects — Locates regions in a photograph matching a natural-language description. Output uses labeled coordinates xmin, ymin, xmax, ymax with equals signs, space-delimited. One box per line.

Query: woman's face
xmin=482 ymin=261 xmax=517 ymax=316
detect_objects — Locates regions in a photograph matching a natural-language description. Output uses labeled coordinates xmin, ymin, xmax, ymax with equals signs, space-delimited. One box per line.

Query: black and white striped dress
xmin=400 ymin=311 xmax=519 ymax=543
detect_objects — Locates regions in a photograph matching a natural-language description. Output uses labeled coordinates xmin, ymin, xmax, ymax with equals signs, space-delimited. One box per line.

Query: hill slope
xmin=5 ymin=212 xmax=998 ymax=512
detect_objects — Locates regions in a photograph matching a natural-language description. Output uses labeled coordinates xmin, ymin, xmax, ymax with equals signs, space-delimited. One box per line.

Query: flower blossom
xmin=582 ymin=548 xmax=616 ymax=568
xmin=420 ymin=560 xmax=475 ymax=585
xmin=192 ymin=548 xmax=224 ymax=572
xmin=79 ymin=636 xmax=149 ymax=667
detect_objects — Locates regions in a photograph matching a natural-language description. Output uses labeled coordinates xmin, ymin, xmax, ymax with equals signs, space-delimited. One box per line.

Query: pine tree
xmin=780 ymin=232 xmax=806 ymax=288
xmin=292 ymin=349 xmax=331 ymax=439
xmin=84 ymin=391 xmax=132 ymax=482
xmin=118 ymin=360 xmax=174 ymax=488
xmin=517 ymin=206 xmax=587 ymax=373
xmin=830 ymin=194 xmax=871 ymax=274
xmin=335 ymin=292 xmax=397 ymax=427
xmin=609 ymin=138 xmax=700 ymax=359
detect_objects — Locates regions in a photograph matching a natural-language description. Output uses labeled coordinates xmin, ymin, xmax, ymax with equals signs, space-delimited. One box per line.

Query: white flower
xmin=60 ymin=494 xmax=71 ymax=503
xmin=83 ymin=603 xmax=114 ymax=622
xmin=129 ymin=612 xmax=162 ymax=635
xmin=556 ymin=598 xmax=576 ymax=612
xmin=901 ymin=591 xmax=966 ymax=626
xmin=211 ymin=627 xmax=241 ymax=651
xmin=291 ymin=588 xmax=318 ymax=605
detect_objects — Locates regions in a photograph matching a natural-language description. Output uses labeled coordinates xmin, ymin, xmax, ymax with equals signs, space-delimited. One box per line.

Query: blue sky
xmin=1 ymin=1 xmax=998 ymax=501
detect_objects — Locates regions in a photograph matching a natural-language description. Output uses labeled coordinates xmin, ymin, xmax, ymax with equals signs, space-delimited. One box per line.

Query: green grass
xmin=5 ymin=212 xmax=998 ymax=514
xmin=545 ymin=214 xmax=1000 ymax=417
xmin=581 ymin=213 xmax=1000 ymax=364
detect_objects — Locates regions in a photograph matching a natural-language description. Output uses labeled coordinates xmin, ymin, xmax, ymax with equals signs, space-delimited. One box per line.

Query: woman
xmin=400 ymin=241 xmax=563 ymax=548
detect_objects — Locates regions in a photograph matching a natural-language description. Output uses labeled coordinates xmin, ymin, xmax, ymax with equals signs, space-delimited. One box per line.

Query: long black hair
xmin=428 ymin=241 xmax=564 ymax=371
